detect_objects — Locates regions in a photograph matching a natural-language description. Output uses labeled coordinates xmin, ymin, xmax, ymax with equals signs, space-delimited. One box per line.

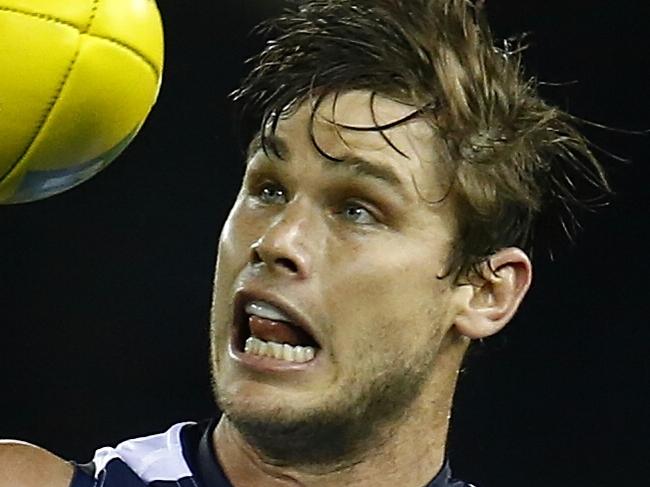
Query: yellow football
xmin=0 ymin=0 xmax=164 ymax=204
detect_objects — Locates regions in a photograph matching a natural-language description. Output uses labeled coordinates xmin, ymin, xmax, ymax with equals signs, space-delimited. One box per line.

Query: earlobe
xmin=453 ymin=248 xmax=532 ymax=339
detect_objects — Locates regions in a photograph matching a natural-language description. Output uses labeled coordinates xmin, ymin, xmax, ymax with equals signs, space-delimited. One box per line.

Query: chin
xmin=212 ymin=363 xmax=430 ymax=469
xmin=216 ymin=386 xmax=365 ymax=467
xmin=214 ymin=372 xmax=327 ymax=421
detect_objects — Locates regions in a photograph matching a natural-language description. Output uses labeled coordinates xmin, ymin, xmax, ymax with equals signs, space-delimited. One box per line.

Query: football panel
xmin=0 ymin=11 xmax=79 ymax=181
xmin=25 ymin=35 xmax=159 ymax=170
xmin=88 ymin=0 xmax=164 ymax=76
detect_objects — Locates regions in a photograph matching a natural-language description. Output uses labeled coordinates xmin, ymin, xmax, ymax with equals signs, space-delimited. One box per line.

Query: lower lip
xmin=228 ymin=339 xmax=322 ymax=373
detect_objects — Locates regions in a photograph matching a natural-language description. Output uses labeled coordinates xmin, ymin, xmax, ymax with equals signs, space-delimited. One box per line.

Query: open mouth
xmin=233 ymin=296 xmax=321 ymax=365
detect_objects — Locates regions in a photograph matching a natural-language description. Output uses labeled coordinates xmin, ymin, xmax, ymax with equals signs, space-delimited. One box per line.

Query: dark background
xmin=1 ymin=1 xmax=648 ymax=486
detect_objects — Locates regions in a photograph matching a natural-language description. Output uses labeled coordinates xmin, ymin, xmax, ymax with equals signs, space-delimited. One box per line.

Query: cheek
xmin=212 ymin=206 xmax=259 ymax=329
xmin=215 ymin=204 xmax=259 ymax=279
xmin=322 ymin=239 xmax=448 ymax=347
xmin=326 ymin=236 xmax=441 ymax=300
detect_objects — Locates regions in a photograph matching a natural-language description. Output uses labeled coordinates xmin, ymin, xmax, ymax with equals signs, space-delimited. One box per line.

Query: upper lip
xmin=233 ymin=287 xmax=321 ymax=347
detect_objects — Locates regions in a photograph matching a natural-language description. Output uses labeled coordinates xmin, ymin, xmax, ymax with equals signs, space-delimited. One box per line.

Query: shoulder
xmin=0 ymin=440 xmax=73 ymax=487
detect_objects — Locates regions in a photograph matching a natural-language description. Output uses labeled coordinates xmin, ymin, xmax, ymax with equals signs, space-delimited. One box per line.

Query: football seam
xmin=0 ymin=5 xmax=161 ymax=78
xmin=0 ymin=6 xmax=83 ymax=30
xmin=85 ymin=0 xmax=100 ymax=32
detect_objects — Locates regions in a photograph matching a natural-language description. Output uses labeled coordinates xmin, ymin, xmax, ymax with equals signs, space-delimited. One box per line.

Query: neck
xmin=214 ymin=333 xmax=468 ymax=487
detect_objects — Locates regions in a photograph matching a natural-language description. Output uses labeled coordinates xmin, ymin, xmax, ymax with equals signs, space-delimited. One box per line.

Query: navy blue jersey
xmin=69 ymin=419 xmax=475 ymax=487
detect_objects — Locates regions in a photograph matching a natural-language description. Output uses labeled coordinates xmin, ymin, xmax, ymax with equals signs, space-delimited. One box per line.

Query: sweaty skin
xmin=208 ymin=91 xmax=525 ymax=487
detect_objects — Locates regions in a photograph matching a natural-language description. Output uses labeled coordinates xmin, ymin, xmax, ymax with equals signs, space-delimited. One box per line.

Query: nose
xmin=250 ymin=200 xmax=314 ymax=279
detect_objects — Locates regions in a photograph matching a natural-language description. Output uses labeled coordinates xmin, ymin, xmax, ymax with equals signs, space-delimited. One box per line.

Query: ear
xmin=452 ymin=247 xmax=532 ymax=339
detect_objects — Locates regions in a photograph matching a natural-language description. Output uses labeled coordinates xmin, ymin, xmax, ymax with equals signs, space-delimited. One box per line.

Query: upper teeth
xmin=245 ymin=301 xmax=292 ymax=322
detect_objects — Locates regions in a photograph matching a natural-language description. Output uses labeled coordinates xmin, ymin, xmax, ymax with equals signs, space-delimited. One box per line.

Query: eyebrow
xmin=246 ymin=134 xmax=407 ymax=198
xmin=245 ymin=133 xmax=288 ymax=162
xmin=342 ymin=155 xmax=403 ymax=188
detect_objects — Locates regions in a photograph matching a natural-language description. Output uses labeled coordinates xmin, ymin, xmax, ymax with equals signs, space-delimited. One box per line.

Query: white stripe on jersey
xmin=92 ymin=422 xmax=196 ymax=482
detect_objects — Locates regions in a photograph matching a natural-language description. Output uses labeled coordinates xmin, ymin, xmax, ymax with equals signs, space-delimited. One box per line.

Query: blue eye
xmin=341 ymin=202 xmax=377 ymax=224
xmin=257 ymin=183 xmax=287 ymax=204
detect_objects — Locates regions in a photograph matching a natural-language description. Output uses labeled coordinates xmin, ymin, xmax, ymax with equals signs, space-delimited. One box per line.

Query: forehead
xmin=252 ymin=91 xmax=449 ymax=200
xmin=278 ymin=91 xmax=435 ymax=154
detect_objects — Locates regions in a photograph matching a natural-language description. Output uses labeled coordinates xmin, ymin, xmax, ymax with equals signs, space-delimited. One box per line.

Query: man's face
xmin=210 ymin=91 xmax=463 ymax=462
